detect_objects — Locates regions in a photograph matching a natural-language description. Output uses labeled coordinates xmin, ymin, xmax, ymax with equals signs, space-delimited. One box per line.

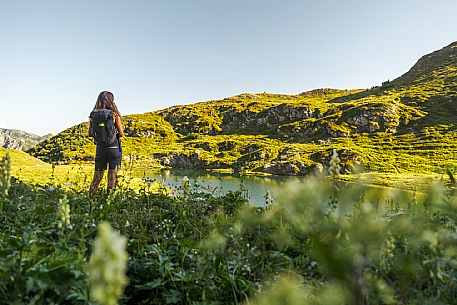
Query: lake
xmin=142 ymin=169 xmax=309 ymax=207
xmin=139 ymin=169 xmax=418 ymax=209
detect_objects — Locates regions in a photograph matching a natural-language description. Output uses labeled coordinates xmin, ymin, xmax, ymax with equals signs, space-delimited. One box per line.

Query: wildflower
xmin=58 ymin=195 xmax=70 ymax=229
xmin=182 ymin=176 xmax=190 ymax=194
xmin=202 ymin=230 xmax=227 ymax=250
xmin=0 ymin=152 xmax=11 ymax=198
xmin=264 ymin=190 xmax=273 ymax=207
xmin=107 ymin=190 xmax=117 ymax=205
xmin=329 ymin=149 xmax=341 ymax=179
xmin=380 ymin=234 xmax=396 ymax=272
xmin=89 ymin=222 xmax=128 ymax=305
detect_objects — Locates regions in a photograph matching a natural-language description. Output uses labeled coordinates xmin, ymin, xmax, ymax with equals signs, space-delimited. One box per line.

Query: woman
xmin=89 ymin=91 xmax=124 ymax=197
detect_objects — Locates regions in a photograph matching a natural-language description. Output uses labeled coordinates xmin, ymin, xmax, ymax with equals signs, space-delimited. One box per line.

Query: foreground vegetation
xmin=2 ymin=152 xmax=457 ymax=305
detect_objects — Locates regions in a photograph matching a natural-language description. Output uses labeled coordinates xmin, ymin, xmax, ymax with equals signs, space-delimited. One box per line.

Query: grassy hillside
xmin=29 ymin=41 xmax=457 ymax=180
xmin=0 ymin=148 xmax=163 ymax=191
xmin=156 ymin=89 xmax=361 ymax=135
xmin=0 ymin=147 xmax=92 ymax=187
xmin=29 ymin=112 xmax=178 ymax=164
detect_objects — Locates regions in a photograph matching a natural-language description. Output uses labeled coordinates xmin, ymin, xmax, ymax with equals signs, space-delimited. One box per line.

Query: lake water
xmin=140 ymin=170 xmax=417 ymax=209
xmin=143 ymin=169 xmax=309 ymax=207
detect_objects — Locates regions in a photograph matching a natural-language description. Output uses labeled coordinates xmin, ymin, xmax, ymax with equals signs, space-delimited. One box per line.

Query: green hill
xmin=0 ymin=148 xmax=92 ymax=186
xmin=28 ymin=112 xmax=178 ymax=165
xmin=29 ymin=41 xmax=457 ymax=176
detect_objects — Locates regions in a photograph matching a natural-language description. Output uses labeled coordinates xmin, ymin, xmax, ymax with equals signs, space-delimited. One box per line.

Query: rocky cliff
xmin=0 ymin=129 xmax=52 ymax=151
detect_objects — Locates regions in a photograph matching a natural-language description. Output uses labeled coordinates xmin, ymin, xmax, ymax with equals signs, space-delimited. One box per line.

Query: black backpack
xmin=89 ymin=109 xmax=118 ymax=147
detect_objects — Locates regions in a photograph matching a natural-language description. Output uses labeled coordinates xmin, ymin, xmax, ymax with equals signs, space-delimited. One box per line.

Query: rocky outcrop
xmin=158 ymin=102 xmax=322 ymax=135
xmin=168 ymin=153 xmax=207 ymax=169
xmin=255 ymin=161 xmax=324 ymax=176
xmin=276 ymin=101 xmax=400 ymax=139
xmin=0 ymin=133 xmax=23 ymax=150
xmin=217 ymin=140 xmax=237 ymax=151
xmin=220 ymin=104 xmax=320 ymax=133
xmin=192 ymin=142 xmax=213 ymax=152
xmin=0 ymin=128 xmax=52 ymax=151
xmin=310 ymin=148 xmax=362 ymax=174
xmin=341 ymin=103 xmax=400 ymax=133
xmin=154 ymin=145 xmax=328 ymax=176
xmin=155 ymin=152 xmax=230 ymax=170
xmin=277 ymin=119 xmax=351 ymax=139
xmin=157 ymin=88 xmax=406 ymax=140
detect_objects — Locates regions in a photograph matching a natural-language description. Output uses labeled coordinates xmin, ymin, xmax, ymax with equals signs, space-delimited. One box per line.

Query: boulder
xmin=168 ymin=152 xmax=207 ymax=169
xmin=218 ymin=140 xmax=237 ymax=151
xmin=310 ymin=149 xmax=361 ymax=174
xmin=256 ymin=160 xmax=323 ymax=176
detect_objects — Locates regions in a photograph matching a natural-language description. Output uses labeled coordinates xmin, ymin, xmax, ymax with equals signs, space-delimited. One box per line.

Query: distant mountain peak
xmin=0 ymin=128 xmax=53 ymax=151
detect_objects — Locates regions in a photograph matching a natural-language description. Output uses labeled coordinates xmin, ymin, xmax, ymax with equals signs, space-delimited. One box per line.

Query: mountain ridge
xmin=0 ymin=128 xmax=52 ymax=151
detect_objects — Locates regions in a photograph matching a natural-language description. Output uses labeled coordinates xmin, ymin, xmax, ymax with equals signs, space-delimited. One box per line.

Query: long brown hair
xmin=93 ymin=91 xmax=120 ymax=117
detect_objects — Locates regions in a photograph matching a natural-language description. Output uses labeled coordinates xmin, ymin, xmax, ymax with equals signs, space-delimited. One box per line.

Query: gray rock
xmin=0 ymin=128 xmax=51 ymax=151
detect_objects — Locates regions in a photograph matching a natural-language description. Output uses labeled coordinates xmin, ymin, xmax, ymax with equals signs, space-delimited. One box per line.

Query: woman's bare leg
xmin=107 ymin=168 xmax=118 ymax=191
xmin=89 ymin=170 xmax=105 ymax=198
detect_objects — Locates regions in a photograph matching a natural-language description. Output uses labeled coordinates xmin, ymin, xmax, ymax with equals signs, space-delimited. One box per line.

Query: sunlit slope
xmin=29 ymin=112 xmax=178 ymax=164
xmin=0 ymin=148 xmax=91 ymax=186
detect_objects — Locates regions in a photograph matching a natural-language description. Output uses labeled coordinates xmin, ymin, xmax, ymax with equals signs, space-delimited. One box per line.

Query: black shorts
xmin=95 ymin=145 xmax=122 ymax=171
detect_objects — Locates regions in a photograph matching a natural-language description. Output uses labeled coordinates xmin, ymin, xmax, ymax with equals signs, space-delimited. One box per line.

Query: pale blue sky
xmin=1 ymin=0 xmax=456 ymax=135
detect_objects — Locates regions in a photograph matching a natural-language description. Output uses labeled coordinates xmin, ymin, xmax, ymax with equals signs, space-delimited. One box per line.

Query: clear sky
xmin=1 ymin=0 xmax=456 ymax=135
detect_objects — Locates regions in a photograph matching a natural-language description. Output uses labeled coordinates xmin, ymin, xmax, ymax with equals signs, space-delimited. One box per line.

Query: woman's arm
xmin=115 ymin=115 xmax=125 ymax=137
xmin=89 ymin=120 xmax=94 ymax=137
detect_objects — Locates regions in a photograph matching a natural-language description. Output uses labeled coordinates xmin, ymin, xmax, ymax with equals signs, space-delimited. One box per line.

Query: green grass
xmin=0 ymin=147 xmax=92 ymax=187
xmin=0 ymin=148 xmax=164 ymax=192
